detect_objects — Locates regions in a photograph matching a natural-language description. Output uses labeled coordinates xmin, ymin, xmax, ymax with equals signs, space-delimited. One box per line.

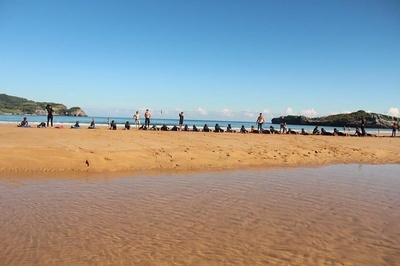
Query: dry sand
xmin=0 ymin=124 xmax=399 ymax=178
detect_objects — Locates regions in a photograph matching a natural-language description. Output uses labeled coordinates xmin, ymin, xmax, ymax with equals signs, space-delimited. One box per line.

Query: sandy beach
xmin=0 ymin=124 xmax=399 ymax=178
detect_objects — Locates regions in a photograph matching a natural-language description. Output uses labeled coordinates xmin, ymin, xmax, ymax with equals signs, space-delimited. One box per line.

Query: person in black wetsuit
xmin=321 ymin=128 xmax=334 ymax=136
xmin=71 ymin=121 xmax=81 ymax=129
xmin=312 ymin=125 xmax=320 ymax=135
xmin=124 ymin=121 xmax=131 ymax=130
xmin=203 ymin=124 xmax=211 ymax=132
xmin=214 ymin=123 xmax=224 ymax=132
xmin=270 ymin=126 xmax=279 ymax=134
xmin=160 ymin=124 xmax=170 ymax=131
xmin=360 ymin=116 xmax=366 ymax=136
xmin=110 ymin=120 xmax=117 ymax=130
xmin=144 ymin=109 xmax=151 ymax=128
xmin=301 ymin=128 xmax=309 ymax=135
xmin=240 ymin=125 xmax=248 ymax=133
xmin=286 ymin=128 xmax=298 ymax=134
xmin=250 ymin=125 xmax=259 ymax=133
xmin=46 ymin=104 xmax=54 ymax=127
xmin=179 ymin=112 xmax=184 ymax=130
xmin=353 ymin=127 xmax=362 ymax=136
xmin=226 ymin=124 xmax=236 ymax=133
xmin=193 ymin=125 xmax=199 ymax=132
xmin=334 ymin=128 xmax=346 ymax=136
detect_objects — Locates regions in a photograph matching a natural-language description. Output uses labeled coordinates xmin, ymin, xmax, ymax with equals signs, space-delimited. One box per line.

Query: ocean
xmin=0 ymin=114 xmax=392 ymax=134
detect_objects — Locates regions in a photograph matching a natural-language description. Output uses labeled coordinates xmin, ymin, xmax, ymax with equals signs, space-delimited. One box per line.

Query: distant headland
xmin=272 ymin=110 xmax=398 ymax=129
xmin=0 ymin=94 xmax=87 ymax=117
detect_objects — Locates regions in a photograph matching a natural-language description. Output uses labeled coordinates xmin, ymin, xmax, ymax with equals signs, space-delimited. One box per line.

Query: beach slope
xmin=0 ymin=125 xmax=399 ymax=177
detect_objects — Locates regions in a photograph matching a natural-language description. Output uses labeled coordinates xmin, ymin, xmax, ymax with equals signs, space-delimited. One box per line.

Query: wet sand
xmin=1 ymin=165 xmax=399 ymax=265
xmin=0 ymin=124 xmax=399 ymax=178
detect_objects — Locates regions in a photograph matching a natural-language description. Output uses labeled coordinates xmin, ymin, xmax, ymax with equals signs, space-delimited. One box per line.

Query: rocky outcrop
xmin=271 ymin=110 xmax=398 ymax=129
xmin=60 ymin=107 xmax=88 ymax=117
xmin=0 ymin=94 xmax=88 ymax=116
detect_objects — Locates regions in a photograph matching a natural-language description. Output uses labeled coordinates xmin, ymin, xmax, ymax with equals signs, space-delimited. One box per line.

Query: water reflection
xmin=1 ymin=165 xmax=399 ymax=265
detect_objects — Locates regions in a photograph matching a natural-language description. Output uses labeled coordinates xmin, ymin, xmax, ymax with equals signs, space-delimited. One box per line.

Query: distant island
xmin=0 ymin=94 xmax=88 ymax=116
xmin=271 ymin=110 xmax=398 ymax=129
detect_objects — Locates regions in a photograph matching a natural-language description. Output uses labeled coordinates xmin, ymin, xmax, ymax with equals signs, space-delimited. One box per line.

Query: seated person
xmin=203 ymin=124 xmax=211 ymax=132
xmin=250 ymin=125 xmax=259 ymax=133
xmin=88 ymin=119 xmax=96 ymax=129
xmin=301 ymin=128 xmax=309 ymax=135
xmin=193 ymin=125 xmax=200 ymax=132
xmin=183 ymin=124 xmax=190 ymax=131
xmin=353 ymin=127 xmax=362 ymax=136
xmin=262 ymin=128 xmax=271 ymax=134
xmin=124 ymin=121 xmax=131 ymax=130
xmin=270 ymin=126 xmax=279 ymax=134
xmin=321 ymin=128 xmax=334 ymax=136
xmin=160 ymin=124 xmax=170 ymax=131
xmin=363 ymin=129 xmax=377 ymax=137
xmin=287 ymin=128 xmax=298 ymax=134
xmin=240 ymin=125 xmax=248 ymax=133
xmin=18 ymin=117 xmax=31 ymax=128
xmin=226 ymin=124 xmax=236 ymax=133
xmin=71 ymin=121 xmax=81 ymax=129
xmin=333 ymin=128 xmax=346 ymax=136
xmin=150 ymin=125 xmax=159 ymax=131
xmin=37 ymin=122 xmax=46 ymax=128
xmin=171 ymin=125 xmax=179 ymax=131
xmin=214 ymin=123 xmax=224 ymax=132
xmin=110 ymin=120 xmax=117 ymax=130
xmin=312 ymin=125 xmax=320 ymax=135
xmin=139 ymin=125 xmax=147 ymax=130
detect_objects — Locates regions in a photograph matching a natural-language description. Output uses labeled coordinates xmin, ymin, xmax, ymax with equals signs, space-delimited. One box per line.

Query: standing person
xmin=360 ymin=116 xmax=366 ymax=136
xmin=46 ymin=104 xmax=54 ymax=127
xmin=256 ymin=113 xmax=264 ymax=132
xmin=392 ymin=123 xmax=398 ymax=138
xmin=179 ymin=112 xmax=184 ymax=130
xmin=107 ymin=118 xmax=110 ymax=127
xmin=144 ymin=109 xmax=151 ymax=128
xmin=134 ymin=111 xmax=141 ymax=128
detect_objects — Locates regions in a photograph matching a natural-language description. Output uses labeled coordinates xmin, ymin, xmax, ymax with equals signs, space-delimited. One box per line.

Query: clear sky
xmin=1 ymin=0 xmax=399 ymax=121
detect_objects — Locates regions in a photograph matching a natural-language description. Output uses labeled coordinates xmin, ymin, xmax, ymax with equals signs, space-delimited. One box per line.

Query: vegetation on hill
xmin=271 ymin=110 xmax=398 ymax=129
xmin=0 ymin=94 xmax=87 ymax=116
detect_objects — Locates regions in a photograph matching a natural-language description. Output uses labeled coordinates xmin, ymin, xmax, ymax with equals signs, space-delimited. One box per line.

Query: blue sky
xmin=1 ymin=0 xmax=399 ymax=121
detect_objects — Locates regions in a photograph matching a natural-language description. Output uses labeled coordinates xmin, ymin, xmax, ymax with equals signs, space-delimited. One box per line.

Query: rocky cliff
xmin=271 ymin=110 xmax=398 ymax=129
xmin=0 ymin=94 xmax=88 ymax=116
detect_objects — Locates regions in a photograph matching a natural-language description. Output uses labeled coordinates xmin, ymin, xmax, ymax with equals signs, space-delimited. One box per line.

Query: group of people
xmin=15 ymin=109 xmax=400 ymax=138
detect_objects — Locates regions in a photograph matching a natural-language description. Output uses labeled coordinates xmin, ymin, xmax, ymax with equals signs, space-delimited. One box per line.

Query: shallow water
xmin=1 ymin=165 xmax=399 ymax=265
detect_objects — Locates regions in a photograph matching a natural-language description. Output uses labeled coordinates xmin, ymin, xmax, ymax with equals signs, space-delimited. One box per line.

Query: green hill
xmin=0 ymin=94 xmax=87 ymax=116
xmin=271 ymin=110 xmax=398 ymax=129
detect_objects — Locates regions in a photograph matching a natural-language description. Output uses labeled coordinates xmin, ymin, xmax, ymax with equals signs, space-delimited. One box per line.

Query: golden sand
xmin=0 ymin=124 xmax=399 ymax=178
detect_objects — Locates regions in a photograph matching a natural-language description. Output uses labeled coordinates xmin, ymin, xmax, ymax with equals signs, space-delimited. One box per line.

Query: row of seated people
xmin=139 ymin=124 xmax=296 ymax=134
xmin=17 ymin=117 xmax=378 ymax=137
xmin=311 ymin=125 xmax=376 ymax=137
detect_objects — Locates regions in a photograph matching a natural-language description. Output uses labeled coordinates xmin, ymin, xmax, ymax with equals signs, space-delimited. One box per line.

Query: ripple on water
xmin=1 ymin=164 xmax=400 ymax=265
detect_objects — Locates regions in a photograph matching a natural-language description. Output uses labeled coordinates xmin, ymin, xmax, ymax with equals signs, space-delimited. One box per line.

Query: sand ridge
xmin=0 ymin=124 xmax=399 ymax=177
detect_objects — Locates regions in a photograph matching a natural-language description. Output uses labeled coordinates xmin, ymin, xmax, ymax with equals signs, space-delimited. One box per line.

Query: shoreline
xmin=1 ymin=124 xmax=399 ymax=178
